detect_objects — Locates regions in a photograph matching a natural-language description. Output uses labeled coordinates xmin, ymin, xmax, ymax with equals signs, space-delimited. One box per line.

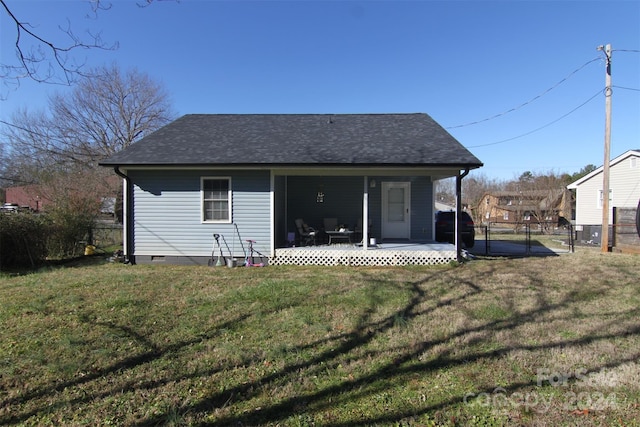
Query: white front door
xmin=382 ymin=182 xmax=411 ymax=240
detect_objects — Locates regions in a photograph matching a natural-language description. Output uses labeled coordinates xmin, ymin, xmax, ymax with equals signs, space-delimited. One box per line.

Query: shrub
xmin=0 ymin=212 xmax=50 ymax=269
xmin=44 ymin=209 xmax=95 ymax=259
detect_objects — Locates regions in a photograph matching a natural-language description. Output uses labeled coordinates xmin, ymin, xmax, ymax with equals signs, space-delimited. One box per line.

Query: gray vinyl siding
xmin=274 ymin=175 xmax=288 ymax=247
xmin=129 ymin=169 xmax=271 ymax=258
xmin=410 ymin=176 xmax=434 ymax=241
xmin=286 ymin=176 xmax=364 ymax=232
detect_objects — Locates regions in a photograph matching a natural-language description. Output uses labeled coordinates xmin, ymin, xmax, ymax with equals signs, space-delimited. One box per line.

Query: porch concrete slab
xmin=270 ymin=242 xmax=456 ymax=266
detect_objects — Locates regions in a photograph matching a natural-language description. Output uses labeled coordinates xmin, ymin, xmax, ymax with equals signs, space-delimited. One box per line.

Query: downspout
xmin=114 ymin=166 xmax=136 ymax=265
xmin=363 ymin=176 xmax=369 ymax=249
xmin=456 ymin=168 xmax=470 ymax=262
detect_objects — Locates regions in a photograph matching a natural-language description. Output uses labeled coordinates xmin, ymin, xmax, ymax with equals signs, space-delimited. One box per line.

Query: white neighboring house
xmin=567 ymin=149 xmax=640 ymax=226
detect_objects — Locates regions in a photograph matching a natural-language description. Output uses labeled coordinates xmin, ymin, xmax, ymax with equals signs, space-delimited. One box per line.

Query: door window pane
xmin=388 ymin=187 xmax=405 ymax=222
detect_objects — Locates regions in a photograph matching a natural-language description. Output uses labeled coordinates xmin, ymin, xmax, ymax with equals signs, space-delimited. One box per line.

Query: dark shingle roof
xmin=99 ymin=113 xmax=483 ymax=168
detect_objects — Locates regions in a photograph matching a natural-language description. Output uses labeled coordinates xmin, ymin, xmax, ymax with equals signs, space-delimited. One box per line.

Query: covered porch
xmin=271 ymin=167 xmax=470 ymax=263
xmin=273 ymin=169 xmax=449 ymax=250
xmin=269 ymin=241 xmax=457 ymax=266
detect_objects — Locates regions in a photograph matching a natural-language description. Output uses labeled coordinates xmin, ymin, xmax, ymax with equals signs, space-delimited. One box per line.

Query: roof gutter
xmin=114 ymin=166 xmax=136 ymax=265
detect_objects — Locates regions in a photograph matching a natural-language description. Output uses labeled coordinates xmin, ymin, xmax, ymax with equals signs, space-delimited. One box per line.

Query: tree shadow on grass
xmin=3 ymin=263 xmax=639 ymax=426
xmin=135 ymin=266 xmax=640 ymax=426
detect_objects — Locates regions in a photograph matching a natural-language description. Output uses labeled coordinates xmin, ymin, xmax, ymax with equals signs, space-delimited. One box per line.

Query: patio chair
xmin=294 ymin=218 xmax=317 ymax=246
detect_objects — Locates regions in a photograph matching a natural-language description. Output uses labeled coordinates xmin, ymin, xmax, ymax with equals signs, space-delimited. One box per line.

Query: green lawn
xmin=1 ymin=249 xmax=639 ymax=426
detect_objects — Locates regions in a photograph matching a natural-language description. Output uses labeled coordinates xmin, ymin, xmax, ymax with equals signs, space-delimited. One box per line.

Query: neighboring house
xmin=99 ymin=113 xmax=483 ymax=265
xmin=476 ymin=189 xmax=571 ymax=229
xmin=4 ymin=184 xmax=49 ymax=212
xmin=4 ymin=179 xmax=120 ymax=216
xmin=567 ymin=149 xmax=640 ymax=242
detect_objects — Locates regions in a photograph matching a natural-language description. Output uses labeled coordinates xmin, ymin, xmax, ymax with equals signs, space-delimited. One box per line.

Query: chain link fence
xmin=471 ymin=222 xmax=574 ymax=256
xmin=81 ymin=221 xmax=123 ymax=254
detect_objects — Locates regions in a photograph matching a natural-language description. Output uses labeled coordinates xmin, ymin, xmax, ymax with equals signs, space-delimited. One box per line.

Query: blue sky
xmin=1 ymin=0 xmax=639 ymax=181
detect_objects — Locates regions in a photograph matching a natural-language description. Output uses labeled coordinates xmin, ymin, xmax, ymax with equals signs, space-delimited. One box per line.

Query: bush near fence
xmin=0 ymin=212 xmax=50 ymax=269
xmin=1 ymin=212 xmax=123 ymax=270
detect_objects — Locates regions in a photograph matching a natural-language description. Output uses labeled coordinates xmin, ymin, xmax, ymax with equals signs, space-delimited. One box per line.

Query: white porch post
xmin=363 ymin=176 xmax=369 ymax=249
xmin=456 ymin=168 xmax=471 ymax=262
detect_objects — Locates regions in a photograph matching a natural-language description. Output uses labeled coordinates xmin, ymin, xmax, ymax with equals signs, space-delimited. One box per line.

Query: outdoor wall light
xmin=317 ymin=184 xmax=325 ymax=203
xmin=370 ymin=179 xmax=376 ymax=188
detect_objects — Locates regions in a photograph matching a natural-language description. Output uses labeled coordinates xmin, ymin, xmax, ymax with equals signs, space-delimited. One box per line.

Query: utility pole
xmin=598 ymin=43 xmax=612 ymax=253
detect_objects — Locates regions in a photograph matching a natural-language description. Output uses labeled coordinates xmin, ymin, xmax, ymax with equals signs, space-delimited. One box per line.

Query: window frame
xmin=201 ymin=176 xmax=232 ymax=223
xmin=597 ymin=189 xmax=612 ymax=209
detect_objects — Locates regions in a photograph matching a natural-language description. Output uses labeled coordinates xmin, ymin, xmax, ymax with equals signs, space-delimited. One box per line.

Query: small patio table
xmin=326 ymin=230 xmax=354 ymax=245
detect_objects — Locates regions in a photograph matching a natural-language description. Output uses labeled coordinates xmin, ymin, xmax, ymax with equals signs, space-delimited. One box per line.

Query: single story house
xmin=567 ymin=149 xmax=640 ymax=244
xmin=99 ymin=113 xmax=483 ymax=266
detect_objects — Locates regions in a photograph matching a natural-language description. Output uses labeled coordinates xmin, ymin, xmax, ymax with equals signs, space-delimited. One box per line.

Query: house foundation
xmin=270 ymin=242 xmax=456 ymax=266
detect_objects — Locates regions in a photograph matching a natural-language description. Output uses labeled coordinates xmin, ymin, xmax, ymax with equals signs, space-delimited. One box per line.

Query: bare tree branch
xmin=2 ymin=64 xmax=175 ymax=185
xmin=0 ymin=0 xmax=118 ymax=95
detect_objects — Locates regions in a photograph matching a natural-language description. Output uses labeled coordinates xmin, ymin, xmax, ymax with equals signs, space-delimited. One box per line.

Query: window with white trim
xmin=503 ymin=212 xmax=509 ymax=220
xmin=597 ymin=189 xmax=612 ymax=209
xmin=202 ymin=177 xmax=231 ymax=222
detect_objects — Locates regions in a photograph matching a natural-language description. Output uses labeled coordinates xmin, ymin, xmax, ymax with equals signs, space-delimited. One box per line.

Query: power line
xmin=465 ymin=88 xmax=603 ymax=148
xmin=612 ymin=85 xmax=640 ymax=92
xmin=446 ymin=57 xmax=601 ymax=129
